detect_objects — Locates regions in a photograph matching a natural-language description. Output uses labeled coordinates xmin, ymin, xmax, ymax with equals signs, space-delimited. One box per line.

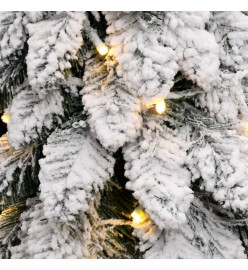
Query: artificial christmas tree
xmin=1 ymin=11 xmax=248 ymax=259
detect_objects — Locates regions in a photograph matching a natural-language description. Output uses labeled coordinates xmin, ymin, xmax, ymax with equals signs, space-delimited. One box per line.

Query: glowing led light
xmin=131 ymin=211 xmax=143 ymax=223
xmin=242 ymin=120 xmax=248 ymax=135
xmin=1 ymin=114 xmax=11 ymax=124
xmin=131 ymin=208 xmax=146 ymax=224
xmin=245 ymin=123 xmax=248 ymax=135
xmin=245 ymin=126 xmax=248 ymax=135
xmin=155 ymin=100 xmax=166 ymax=114
xmin=97 ymin=44 xmax=109 ymax=56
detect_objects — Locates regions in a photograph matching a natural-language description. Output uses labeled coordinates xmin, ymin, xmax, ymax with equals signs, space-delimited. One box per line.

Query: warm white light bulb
xmin=155 ymin=100 xmax=166 ymax=114
xmin=1 ymin=114 xmax=11 ymax=124
xmin=244 ymin=122 xmax=248 ymax=135
xmin=245 ymin=125 xmax=248 ymax=135
xmin=131 ymin=211 xmax=143 ymax=223
xmin=97 ymin=44 xmax=109 ymax=56
xmin=241 ymin=120 xmax=248 ymax=135
xmin=131 ymin=208 xmax=145 ymax=224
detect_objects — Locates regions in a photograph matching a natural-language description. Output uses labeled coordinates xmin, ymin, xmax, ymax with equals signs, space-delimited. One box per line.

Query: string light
xmin=245 ymin=122 xmax=248 ymax=135
xmin=1 ymin=114 xmax=10 ymax=124
xmin=97 ymin=44 xmax=109 ymax=56
xmin=241 ymin=120 xmax=248 ymax=135
xmin=245 ymin=126 xmax=248 ymax=135
xmin=155 ymin=100 xmax=166 ymax=114
xmin=131 ymin=207 xmax=146 ymax=224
